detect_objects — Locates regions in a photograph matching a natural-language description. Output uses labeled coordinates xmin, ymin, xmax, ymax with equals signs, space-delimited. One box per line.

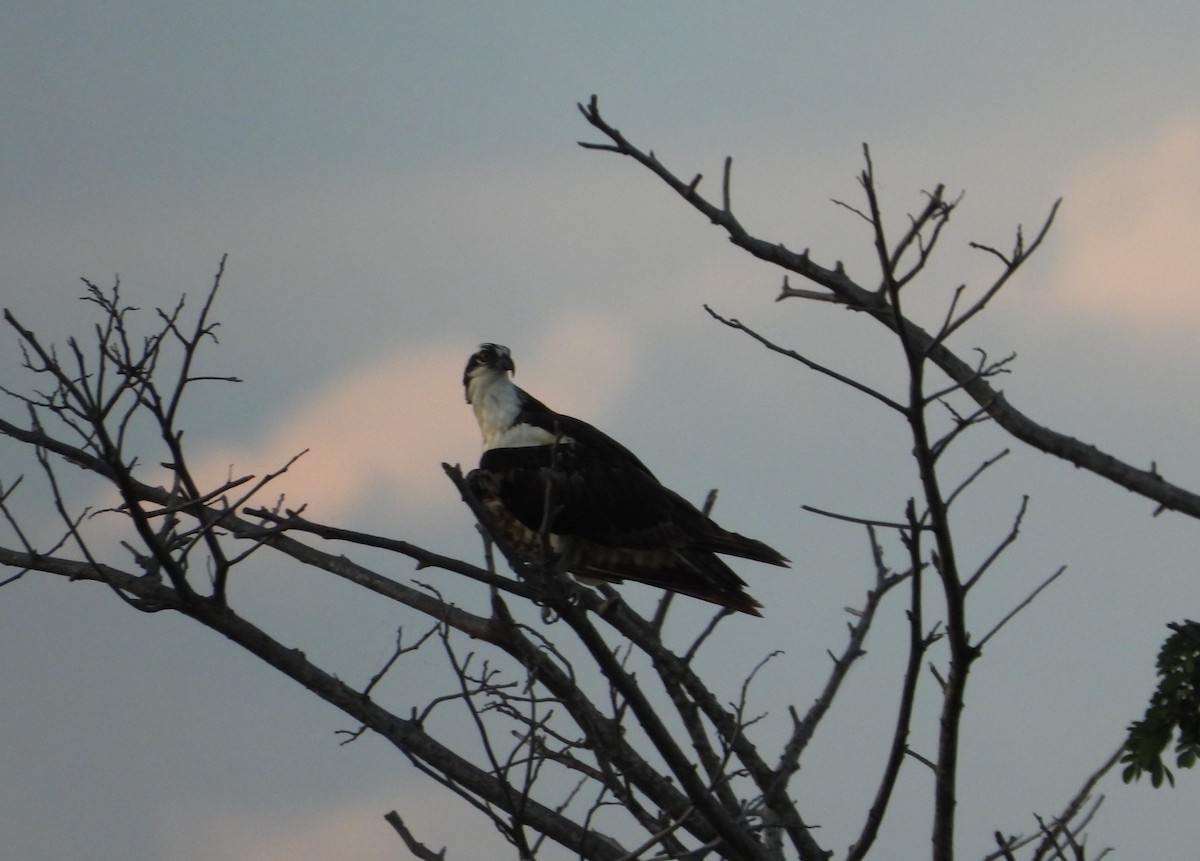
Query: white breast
xmin=491 ymin=422 xmax=561 ymax=449
xmin=468 ymin=370 xmax=519 ymax=445
xmin=468 ymin=372 xmax=560 ymax=450
xmin=468 ymin=368 xmax=577 ymax=450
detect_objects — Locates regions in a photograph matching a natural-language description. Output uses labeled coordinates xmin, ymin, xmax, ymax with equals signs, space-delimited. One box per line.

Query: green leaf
xmin=1122 ymin=623 xmax=1200 ymax=787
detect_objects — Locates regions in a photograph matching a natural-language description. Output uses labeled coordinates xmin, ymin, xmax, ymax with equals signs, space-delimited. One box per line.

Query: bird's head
xmin=463 ymin=343 xmax=515 ymax=404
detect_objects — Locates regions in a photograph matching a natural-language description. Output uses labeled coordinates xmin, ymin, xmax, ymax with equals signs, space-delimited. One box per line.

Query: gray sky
xmin=2 ymin=3 xmax=1200 ymax=859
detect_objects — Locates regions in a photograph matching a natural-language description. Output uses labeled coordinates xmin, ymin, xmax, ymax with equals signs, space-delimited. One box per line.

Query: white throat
xmin=467 ymin=369 xmax=563 ymax=451
xmin=467 ymin=369 xmax=523 ymax=450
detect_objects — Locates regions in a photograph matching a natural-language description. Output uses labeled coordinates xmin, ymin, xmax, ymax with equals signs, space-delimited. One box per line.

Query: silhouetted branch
xmin=578 ymin=95 xmax=1200 ymax=521
xmin=384 ymin=811 xmax=447 ymax=861
xmin=704 ymin=305 xmax=906 ymax=414
xmin=2 ymin=96 xmax=1154 ymax=860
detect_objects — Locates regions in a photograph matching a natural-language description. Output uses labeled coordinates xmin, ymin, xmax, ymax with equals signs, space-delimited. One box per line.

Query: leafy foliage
xmin=1122 ymin=621 xmax=1200 ymax=787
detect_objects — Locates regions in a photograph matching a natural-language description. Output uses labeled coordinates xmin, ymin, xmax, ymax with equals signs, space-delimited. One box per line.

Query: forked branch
xmin=578 ymin=95 xmax=1200 ymax=521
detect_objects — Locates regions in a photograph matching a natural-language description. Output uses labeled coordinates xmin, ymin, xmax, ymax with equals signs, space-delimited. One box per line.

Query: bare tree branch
xmin=384 ymin=810 xmax=447 ymax=861
xmin=577 ymin=94 xmax=1200 ymax=521
xmin=976 ymin=565 xmax=1069 ymax=652
xmin=1 ymin=100 xmax=1151 ymax=860
xmin=704 ymin=305 xmax=906 ymax=414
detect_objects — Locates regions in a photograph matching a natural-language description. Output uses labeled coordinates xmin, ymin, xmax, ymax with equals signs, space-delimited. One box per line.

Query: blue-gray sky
xmin=2 ymin=4 xmax=1200 ymax=860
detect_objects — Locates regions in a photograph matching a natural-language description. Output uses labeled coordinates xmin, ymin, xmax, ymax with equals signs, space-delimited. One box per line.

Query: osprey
xmin=463 ymin=343 xmax=788 ymax=616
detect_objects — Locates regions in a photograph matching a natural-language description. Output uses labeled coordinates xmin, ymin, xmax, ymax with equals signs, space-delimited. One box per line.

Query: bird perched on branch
xmin=463 ymin=343 xmax=788 ymax=615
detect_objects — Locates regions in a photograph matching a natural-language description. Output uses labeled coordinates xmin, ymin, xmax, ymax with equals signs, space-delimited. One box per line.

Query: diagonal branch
xmin=773 ymin=535 xmax=909 ymax=833
xmin=937 ymin=201 xmax=1060 ymax=344
xmin=384 ymin=811 xmax=447 ymax=861
xmin=975 ymin=565 xmax=1068 ymax=651
xmin=577 ymin=95 xmax=1200 ymax=521
xmin=704 ymin=305 xmax=906 ymax=414
xmin=847 ymin=514 xmax=930 ymax=861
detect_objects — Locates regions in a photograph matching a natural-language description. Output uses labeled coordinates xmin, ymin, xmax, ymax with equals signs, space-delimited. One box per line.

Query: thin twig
xmin=963 ymin=492 xmax=1026 ymax=592
xmin=705 ymin=305 xmax=906 ymax=414
xmin=975 ymin=565 xmax=1068 ymax=651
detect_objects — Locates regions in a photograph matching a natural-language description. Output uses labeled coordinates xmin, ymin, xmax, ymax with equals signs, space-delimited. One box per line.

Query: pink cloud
xmin=158 ymin=789 xmax=508 ymax=861
xmin=1052 ymin=115 xmax=1200 ymax=329
xmin=188 ymin=317 xmax=635 ymax=522
xmin=186 ymin=344 xmax=472 ymax=522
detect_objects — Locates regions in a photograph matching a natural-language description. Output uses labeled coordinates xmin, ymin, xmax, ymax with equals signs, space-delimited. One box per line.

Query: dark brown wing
xmin=477 ymin=441 xmax=786 ymax=615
